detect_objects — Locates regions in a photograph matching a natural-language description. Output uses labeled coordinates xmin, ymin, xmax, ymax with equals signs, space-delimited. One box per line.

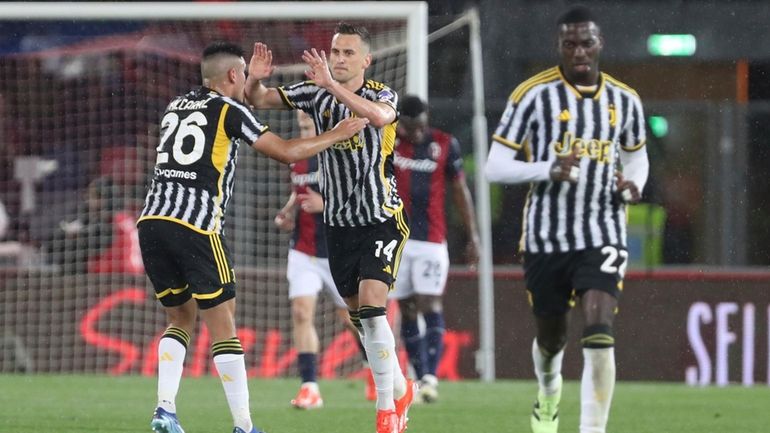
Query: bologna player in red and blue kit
xmin=389 ymin=95 xmax=480 ymax=403
xmin=274 ymin=111 xmax=373 ymax=409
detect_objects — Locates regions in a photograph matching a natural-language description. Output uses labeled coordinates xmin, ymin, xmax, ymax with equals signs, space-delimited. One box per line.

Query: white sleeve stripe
xmin=241 ymin=124 xmax=258 ymax=143
xmin=221 ymin=96 xmax=268 ymax=132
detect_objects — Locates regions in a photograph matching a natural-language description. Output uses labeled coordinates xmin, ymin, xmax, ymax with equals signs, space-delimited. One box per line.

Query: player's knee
xmin=581 ymin=323 xmax=614 ymax=349
xmin=167 ymin=305 xmax=197 ymax=330
xmin=359 ymin=305 xmax=387 ymax=319
xmin=291 ymin=302 xmax=314 ymax=325
xmin=538 ymin=335 xmax=567 ymax=355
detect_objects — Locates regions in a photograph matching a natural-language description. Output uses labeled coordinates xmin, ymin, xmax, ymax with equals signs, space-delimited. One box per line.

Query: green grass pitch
xmin=1 ymin=375 xmax=768 ymax=432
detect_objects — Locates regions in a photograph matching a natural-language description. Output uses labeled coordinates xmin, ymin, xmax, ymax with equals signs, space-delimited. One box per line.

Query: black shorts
xmin=325 ymin=210 xmax=410 ymax=299
xmin=523 ymin=245 xmax=627 ymax=317
xmin=138 ymin=219 xmax=236 ymax=309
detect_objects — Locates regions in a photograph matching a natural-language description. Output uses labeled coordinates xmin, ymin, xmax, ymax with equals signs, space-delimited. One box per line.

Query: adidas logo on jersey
xmin=558 ymin=109 xmax=571 ymax=122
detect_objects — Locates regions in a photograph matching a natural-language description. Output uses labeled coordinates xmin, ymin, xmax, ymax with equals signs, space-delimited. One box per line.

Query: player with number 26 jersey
xmin=140 ymin=87 xmax=268 ymax=234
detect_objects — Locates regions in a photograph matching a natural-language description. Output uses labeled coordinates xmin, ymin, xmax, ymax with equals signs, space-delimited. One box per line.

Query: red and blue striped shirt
xmin=394 ymin=128 xmax=464 ymax=243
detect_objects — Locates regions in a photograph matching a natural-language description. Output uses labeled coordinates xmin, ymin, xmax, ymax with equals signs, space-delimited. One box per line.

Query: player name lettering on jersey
xmin=394 ymin=154 xmax=438 ymax=173
xmin=167 ymin=98 xmax=211 ymax=111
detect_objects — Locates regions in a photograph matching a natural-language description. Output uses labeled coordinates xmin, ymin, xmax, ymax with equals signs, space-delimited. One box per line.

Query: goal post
xmin=0 ymin=2 xmax=427 ymax=377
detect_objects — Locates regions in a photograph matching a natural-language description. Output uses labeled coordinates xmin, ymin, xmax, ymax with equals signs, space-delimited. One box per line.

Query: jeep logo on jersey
xmin=332 ymin=134 xmax=364 ymax=151
xmin=552 ymin=131 xmax=613 ymax=164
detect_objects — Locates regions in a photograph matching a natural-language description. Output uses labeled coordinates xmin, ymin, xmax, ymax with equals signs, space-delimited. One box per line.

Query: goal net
xmin=0 ymin=2 xmax=427 ymax=377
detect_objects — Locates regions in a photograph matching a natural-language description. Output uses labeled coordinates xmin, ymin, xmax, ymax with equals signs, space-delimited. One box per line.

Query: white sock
xmin=214 ymin=353 xmax=253 ymax=432
xmin=157 ymin=337 xmax=187 ymax=413
xmin=362 ymin=315 xmax=396 ymax=411
xmin=393 ymin=353 xmax=407 ymax=400
xmin=532 ymin=339 xmax=564 ymax=396
xmin=580 ymin=347 xmax=616 ymax=433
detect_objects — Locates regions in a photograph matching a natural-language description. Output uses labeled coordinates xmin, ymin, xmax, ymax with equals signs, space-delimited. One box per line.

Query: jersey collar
xmin=557 ymin=66 xmax=606 ymax=100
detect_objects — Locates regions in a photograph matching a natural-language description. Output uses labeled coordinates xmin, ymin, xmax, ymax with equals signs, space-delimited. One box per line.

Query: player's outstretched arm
xmin=274 ymin=192 xmax=297 ymax=232
xmin=245 ymin=42 xmax=288 ymax=110
xmin=252 ymin=117 xmax=369 ymax=164
xmin=302 ymin=48 xmax=395 ymax=127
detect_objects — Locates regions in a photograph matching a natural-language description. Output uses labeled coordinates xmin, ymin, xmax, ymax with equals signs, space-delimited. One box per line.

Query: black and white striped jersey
xmin=139 ymin=87 xmax=269 ymax=234
xmin=277 ymin=79 xmax=402 ymax=227
xmin=493 ymin=67 xmax=646 ymax=253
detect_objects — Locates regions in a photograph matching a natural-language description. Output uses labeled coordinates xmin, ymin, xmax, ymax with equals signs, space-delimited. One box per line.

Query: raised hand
xmin=302 ymin=48 xmax=333 ymax=88
xmin=615 ymin=171 xmax=641 ymax=203
xmin=248 ymin=42 xmax=275 ymax=81
xmin=550 ymin=145 xmax=580 ymax=183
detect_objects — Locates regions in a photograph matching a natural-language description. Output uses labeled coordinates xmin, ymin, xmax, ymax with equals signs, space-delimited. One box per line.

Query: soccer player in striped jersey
xmin=139 ymin=42 xmax=367 ymax=433
xmin=247 ymin=23 xmax=416 ymax=433
xmin=389 ymin=95 xmax=480 ymax=403
xmin=485 ymin=6 xmax=649 ymax=433
xmin=274 ymin=110 xmax=374 ymax=409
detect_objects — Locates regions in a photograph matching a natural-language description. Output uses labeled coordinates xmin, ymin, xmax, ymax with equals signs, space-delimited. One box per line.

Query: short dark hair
xmin=334 ymin=22 xmax=371 ymax=47
xmin=557 ymin=5 xmax=596 ymax=26
xmin=399 ymin=95 xmax=426 ymax=118
xmin=202 ymin=41 xmax=245 ymax=60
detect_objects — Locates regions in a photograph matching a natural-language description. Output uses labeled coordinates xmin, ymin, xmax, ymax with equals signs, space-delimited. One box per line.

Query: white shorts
xmin=286 ymin=249 xmax=347 ymax=309
xmin=390 ymin=240 xmax=450 ymax=300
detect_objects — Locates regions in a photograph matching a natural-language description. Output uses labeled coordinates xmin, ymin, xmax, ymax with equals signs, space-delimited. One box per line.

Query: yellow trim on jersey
xmin=210 ymin=104 xmax=231 ymax=233
xmin=555 ymin=67 xmax=607 ymax=100
xmin=603 ymin=73 xmax=640 ymax=98
xmin=390 ymin=209 xmax=410 ymax=282
xmin=492 ymin=134 xmax=523 ymax=150
xmin=510 ymin=68 xmax=560 ymax=104
xmin=192 ymin=288 xmax=224 ymax=300
xmin=622 ymin=139 xmax=647 ymax=152
xmin=379 ymin=122 xmax=402 ymax=214
xmin=208 ymin=235 xmax=225 ymax=283
xmin=589 ymin=73 xmax=606 ymax=101
xmin=522 ymin=138 xmax=533 ymax=162
xmin=137 ymin=215 xmax=216 ymax=235
xmin=155 ymin=285 xmax=189 ymax=299
xmin=209 ymin=234 xmax=231 ymax=284
xmin=556 ymin=67 xmax=583 ymax=99
xmin=214 ymin=234 xmax=231 ymax=283
xmin=277 ymin=87 xmax=297 ymax=109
